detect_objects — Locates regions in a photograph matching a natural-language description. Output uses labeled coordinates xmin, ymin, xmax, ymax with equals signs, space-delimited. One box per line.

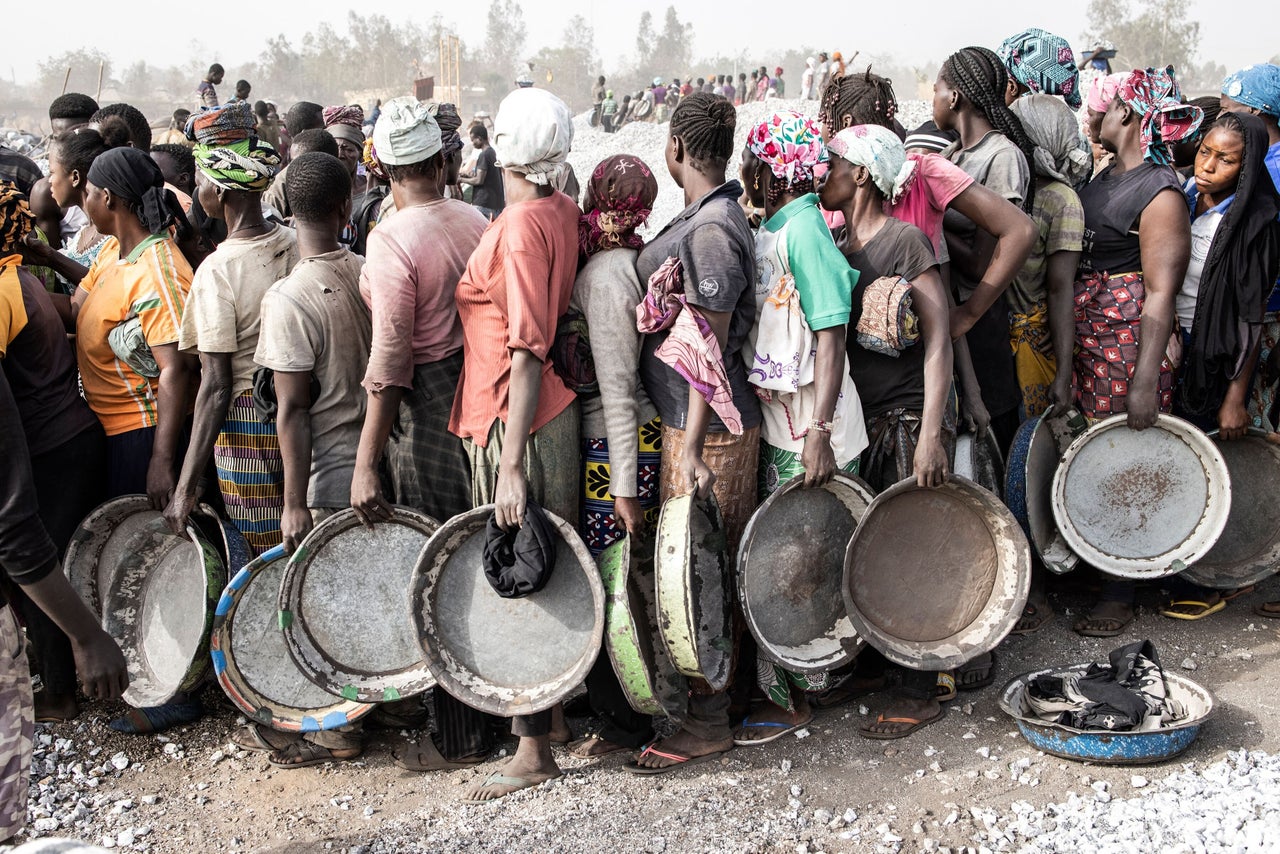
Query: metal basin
xmin=599 ymin=536 xmax=687 ymax=716
xmin=655 ymin=494 xmax=733 ymax=691
xmin=190 ymin=504 xmax=254 ymax=576
xmin=412 ymin=506 xmax=604 ymax=716
xmin=1052 ymin=414 xmax=1231 ymax=579
xmin=737 ymin=473 xmax=872 ymax=674
xmin=65 ymin=495 xmax=155 ymax=614
xmin=279 ymin=508 xmax=439 ymax=703
xmin=999 ymin=665 xmax=1214 ymax=764
xmin=211 ymin=545 xmax=373 ymax=732
xmin=1180 ymin=429 xmax=1280 ymax=589
xmin=954 ymin=427 xmax=1005 ymax=499
xmin=843 ymin=476 xmax=1030 ymax=671
xmin=1005 ymin=409 xmax=1087 ymax=574
xmin=99 ymin=516 xmax=225 ymax=707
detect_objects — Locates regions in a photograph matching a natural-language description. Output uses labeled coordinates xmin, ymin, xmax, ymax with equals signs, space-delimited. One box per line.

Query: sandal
xmin=623 ymin=743 xmax=728 ymax=776
xmin=268 ymin=739 xmax=362 ymax=769
xmin=732 ymin=716 xmax=811 ymax=746
xmin=462 ymin=772 xmax=557 ymax=804
xmin=1073 ymin=604 xmax=1135 ymax=638
xmin=1221 ymin=585 xmax=1256 ymax=602
xmin=109 ymin=700 xmax=204 ymax=735
xmin=232 ymin=722 xmax=300 ymax=753
xmin=393 ymin=738 xmax=486 ymax=772
xmin=810 ymin=672 xmax=888 ymax=710
xmin=1254 ymin=601 xmax=1280 ymax=619
xmin=1159 ymin=599 xmax=1226 ymax=621
xmin=957 ymin=653 xmax=996 ymax=692
xmin=566 ymin=736 xmax=631 ymax=760
xmin=1011 ymin=602 xmax=1051 ymax=635
xmin=858 ymin=708 xmax=946 ymax=741
xmin=935 ymin=672 xmax=957 ymax=703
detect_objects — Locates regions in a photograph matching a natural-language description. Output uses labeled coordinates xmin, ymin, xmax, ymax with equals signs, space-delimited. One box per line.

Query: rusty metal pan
xmin=65 ymin=495 xmax=155 ymax=614
xmin=412 ymin=506 xmax=604 ymax=717
xmin=211 ymin=545 xmax=374 ymax=732
xmin=1179 ymin=429 xmax=1280 ymax=589
xmin=599 ymin=536 xmax=687 ymax=716
xmin=737 ymin=473 xmax=872 ymax=674
xmin=843 ymin=475 xmax=1031 ymax=671
xmin=280 ymin=508 xmax=439 ymax=703
xmin=954 ymin=427 xmax=1005 ymax=499
xmin=191 ymin=504 xmax=254 ymax=577
xmin=1005 ymin=409 xmax=1087 ymax=574
xmin=100 ymin=516 xmax=226 ymax=707
xmin=655 ymin=494 xmax=733 ymax=691
xmin=1051 ymin=415 xmax=1231 ymax=579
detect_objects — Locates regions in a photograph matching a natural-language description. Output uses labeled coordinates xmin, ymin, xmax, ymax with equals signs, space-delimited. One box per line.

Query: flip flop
xmin=566 ymin=736 xmax=631 ymax=760
xmin=232 ymin=722 xmax=300 ymax=753
xmin=622 ymin=743 xmax=728 ymax=775
xmin=1073 ymin=612 xmax=1134 ymax=638
xmin=461 ymin=772 xmax=556 ymax=804
xmin=1221 ymin=585 xmax=1256 ymax=602
xmin=394 ymin=738 xmax=486 ymax=772
xmin=1254 ymin=601 xmax=1280 ymax=619
xmin=957 ymin=653 xmax=997 ymax=692
xmin=810 ymin=672 xmax=888 ymax=710
xmin=935 ymin=672 xmax=957 ymax=703
xmin=109 ymin=700 xmax=204 ymax=735
xmin=1160 ymin=599 xmax=1226 ymax=621
xmin=732 ymin=716 xmax=811 ymax=746
xmin=858 ymin=708 xmax=946 ymax=741
xmin=267 ymin=739 xmax=362 ymax=769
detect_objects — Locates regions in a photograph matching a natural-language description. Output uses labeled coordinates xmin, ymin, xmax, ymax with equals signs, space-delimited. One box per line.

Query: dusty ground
xmin=17 ymin=577 xmax=1280 ymax=854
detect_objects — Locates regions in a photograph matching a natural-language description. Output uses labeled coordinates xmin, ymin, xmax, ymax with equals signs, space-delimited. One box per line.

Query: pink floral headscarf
xmin=1117 ymin=66 xmax=1203 ymax=166
xmin=745 ymin=111 xmax=826 ymax=187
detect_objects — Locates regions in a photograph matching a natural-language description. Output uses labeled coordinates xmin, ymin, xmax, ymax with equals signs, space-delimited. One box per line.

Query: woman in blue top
xmin=734 ymin=111 xmax=867 ymax=743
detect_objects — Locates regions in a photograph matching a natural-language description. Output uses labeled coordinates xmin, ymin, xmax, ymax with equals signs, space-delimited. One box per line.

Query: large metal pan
xmin=211 ymin=545 xmax=374 ymax=732
xmin=843 ymin=475 xmax=1031 ymax=671
xmin=599 ymin=536 xmax=687 ymax=716
xmin=1180 ymin=429 xmax=1280 ymax=589
xmin=654 ymin=494 xmax=733 ymax=691
xmin=737 ymin=473 xmax=872 ymax=674
xmin=1005 ymin=409 xmax=1087 ymax=574
xmin=412 ymin=506 xmax=604 ymax=716
xmin=1051 ymin=415 xmax=1231 ymax=579
xmin=954 ymin=426 xmax=1005 ymax=499
xmin=279 ymin=508 xmax=439 ymax=703
xmin=65 ymin=495 xmax=156 ymax=614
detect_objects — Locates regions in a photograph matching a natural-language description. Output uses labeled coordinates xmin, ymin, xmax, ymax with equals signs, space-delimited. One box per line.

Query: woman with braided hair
xmin=817 ymin=66 xmax=902 ymax=136
xmin=627 ymin=92 xmax=761 ymax=774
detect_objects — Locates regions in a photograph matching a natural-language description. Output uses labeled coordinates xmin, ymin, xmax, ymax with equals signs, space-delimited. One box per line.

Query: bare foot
xmin=34 ymin=690 xmax=79 ymax=722
xmin=1073 ymin=599 xmax=1134 ymax=637
xmin=734 ymin=696 xmax=811 ymax=744
xmin=811 ymin=672 xmax=888 ymax=710
xmin=1013 ymin=588 xmax=1052 ymax=634
xmin=1257 ymin=600 xmax=1280 ymax=618
xmin=548 ymin=703 xmax=572 ymax=745
xmin=567 ymin=735 xmax=629 ymax=759
xmin=629 ymin=727 xmax=733 ymax=770
xmin=463 ymin=735 xmax=561 ymax=803
xmin=859 ymin=695 xmax=942 ymax=738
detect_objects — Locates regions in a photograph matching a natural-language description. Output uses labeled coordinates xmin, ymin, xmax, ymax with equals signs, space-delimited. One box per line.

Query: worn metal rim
xmin=843 ymin=475 xmax=1031 ymax=671
xmin=1179 ymin=429 xmax=1280 ymax=589
xmin=65 ymin=495 xmax=155 ymax=614
xmin=191 ymin=504 xmax=254 ymax=577
xmin=412 ymin=505 xmax=604 ymax=716
xmin=1051 ymin=414 xmax=1232 ymax=579
xmin=1005 ymin=409 xmax=1086 ymax=575
xmin=736 ymin=473 xmax=871 ymax=673
xmin=599 ymin=537 xmax=666 ymax=716
xmin=998 ymin=665 xmax=1214 ymax=765
xmin=211 ymin=545 xmax=374 ymax=732
xmin=279 ymin=507 xmax=440 ymax=703
xmin=955 ymin=428 xmax=1005 ymax=498
xmin=654 ymin=493 xmax=733 ymax=691
xmin=100 ymin=518 xmax=225 ymax=707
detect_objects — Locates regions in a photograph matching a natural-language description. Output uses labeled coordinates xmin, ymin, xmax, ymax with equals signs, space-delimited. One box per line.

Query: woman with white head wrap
xmin=447 ymin=82 xmax=584 ymax=804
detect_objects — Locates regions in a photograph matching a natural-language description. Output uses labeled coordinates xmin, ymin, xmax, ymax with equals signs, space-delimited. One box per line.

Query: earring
xmin=753 ymin=175 xmax=760 ymax=191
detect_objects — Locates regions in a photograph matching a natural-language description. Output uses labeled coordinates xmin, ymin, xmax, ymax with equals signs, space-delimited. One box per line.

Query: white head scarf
xmin=827 ymin=124 xmax=917 ymax=203
xmin=373 ymin=97 xmax=442 ymax=166
xmin=492 ymin=88 xmax=574 ymax=186
xmin=1010 ymin=94 xmax=1093 ymax=187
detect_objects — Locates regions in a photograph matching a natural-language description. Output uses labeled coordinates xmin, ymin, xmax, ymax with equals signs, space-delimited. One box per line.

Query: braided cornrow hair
xmin=670 ymin=92 xmax=736 ymax=167
xmin=941 ymin=46 xmax=1037 ymax=212
xmin=818 ymin=66 xmax=898 ymax=132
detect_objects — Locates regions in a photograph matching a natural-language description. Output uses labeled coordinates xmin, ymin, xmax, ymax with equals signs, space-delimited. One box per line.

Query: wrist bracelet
xmin=808 ymin=418 xmax=833 ymax=434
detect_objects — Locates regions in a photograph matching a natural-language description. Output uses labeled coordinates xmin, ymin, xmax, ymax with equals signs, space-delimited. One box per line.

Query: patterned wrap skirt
xmin=1010 ymin=301 xmax=1056 ymax=422
xmin=214 ymin=391 xmax=284 ymax=555
xmin=1071 ymin=272 xmax=1174 ymax=421
xmin=1248 ymin=310 xmax=1280 ymax=430
xmin=581 ymin=417 xmax=663 ymax=556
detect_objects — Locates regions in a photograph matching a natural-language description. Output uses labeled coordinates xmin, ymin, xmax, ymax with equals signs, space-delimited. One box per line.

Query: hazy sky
xmin=5 ymin=0 xmax=1271 ymax=85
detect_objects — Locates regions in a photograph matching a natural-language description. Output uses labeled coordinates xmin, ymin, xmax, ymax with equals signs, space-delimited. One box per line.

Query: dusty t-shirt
xmin=1007 ymin=179 xmax=1085 ymax=314
xmin=472 ymin=147 xmax=505 ymax=212
xmin=255 ymin=249 xmax=371 ymax=508
xmin=178 ymin=224 xmax=299 ymax=394
xmin=843 ymin=218 xmax=939 ymax=419
xmin=636 ymin=181 xmax=762 ymax=432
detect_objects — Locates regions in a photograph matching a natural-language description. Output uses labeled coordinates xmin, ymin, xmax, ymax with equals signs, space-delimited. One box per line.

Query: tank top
xmin=1077 ymin=162 xmax=1181 ymax=276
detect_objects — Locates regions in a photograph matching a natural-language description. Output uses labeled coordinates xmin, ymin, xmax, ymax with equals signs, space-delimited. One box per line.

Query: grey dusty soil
xmin=19 ymin=579 xmax=1280 ymax=853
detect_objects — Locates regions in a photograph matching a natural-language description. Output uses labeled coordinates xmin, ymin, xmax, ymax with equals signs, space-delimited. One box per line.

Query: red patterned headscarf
xmin=1117 ymin=66 xmax=1203 ymax=166
xmin=579 ymin=154 xmax=658 ymax=259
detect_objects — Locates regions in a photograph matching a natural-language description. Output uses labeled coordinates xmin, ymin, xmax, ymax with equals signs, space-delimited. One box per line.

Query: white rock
xmin=1131 ymin=775 xmax=1149 ymax=788
xmin=110 ymin=753 xmax=129 ymax=771
xmin=780 ymin=759 xmax=793 ymax=773
xmin=117 ymin=830 xmax=135 ymax=846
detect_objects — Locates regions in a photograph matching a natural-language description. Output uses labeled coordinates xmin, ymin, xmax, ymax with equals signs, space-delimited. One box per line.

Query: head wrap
xmin=1116 ymin=66 xmax=1203 ymax=166
xmin=184 ymin=100 xmax=257 ymax=146
xmin=323 ymin=105 xmax=365 ymax=147
xmin=0 ymin=182 xmax=36 ymax=254
xmin=998 ymin=27 xmax=1081 ymax=109
xmin=1009 ymin=94 xmax=1093 ymax=186
xmin=1221 ymin=64 xmax=1280 ymax=118
xmin=579 ymin=154 xmax=659 ymax=258
xmin=372 ymin=97 xmax=442 ymax=167
xmin=745 ymin=111 xmax=826 ymax=187
xmin=774 ymin=67 xmax=784 ymax=77
xmin=87 ymin=147 xmax=177 ymax=234
xmin=361 ymin=138 xmax=389 ymax=182
xmin=828 ymin=124 xmax=917 ymax=203
xmin=1087 ymin=72 xmax=1129 ymax=114
xmin=903 ymin=120 xmax=958 ymax=154
xmin=194 ymin=137 xmax=281 ymax=192
xmin=426 ymin=102 xmax=464 ymax=158
xmin=492 ymin=88 xmax=574 ymax=187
